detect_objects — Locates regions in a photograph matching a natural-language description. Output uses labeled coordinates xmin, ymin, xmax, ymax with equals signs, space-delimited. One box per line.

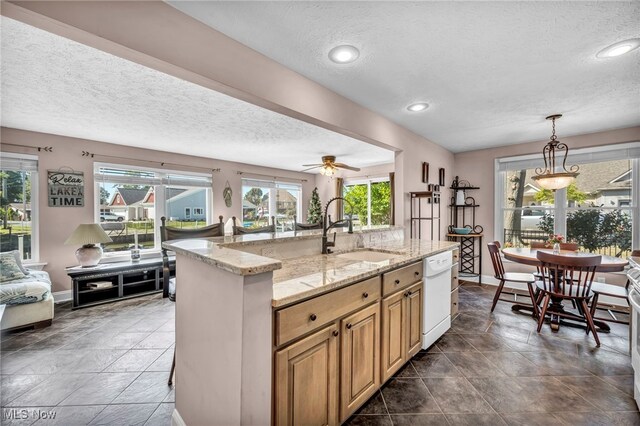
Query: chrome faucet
xmin=322 ymin=197 xmax=354 ymax=254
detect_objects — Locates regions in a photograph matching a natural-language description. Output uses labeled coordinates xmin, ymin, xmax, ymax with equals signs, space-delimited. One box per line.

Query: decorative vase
xmin=553 ymin=243 xmax=560 ymax=254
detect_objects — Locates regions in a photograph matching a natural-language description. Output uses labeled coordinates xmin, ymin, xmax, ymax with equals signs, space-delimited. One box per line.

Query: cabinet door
xmin=405 ymin=282 xmax=424 ymax=359
xmin=380 ymin=291 xmax=405 ymax=382
xmin=275 ymin=324 xmax=339 ymax=426
xmin=340 ymin=303 xmax=380 ymax=422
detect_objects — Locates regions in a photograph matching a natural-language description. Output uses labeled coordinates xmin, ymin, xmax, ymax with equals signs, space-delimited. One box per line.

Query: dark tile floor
xmin=345 ymin=283 xmax=639 ymax=426
xmin=1 ymin=283 xmax=638 ymax=425
xmin=1 ymin=294 xmax=174 ymax=425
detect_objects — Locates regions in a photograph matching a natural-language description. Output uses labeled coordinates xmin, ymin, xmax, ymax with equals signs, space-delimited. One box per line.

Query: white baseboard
xmin=52 ymin=290 xmax=72 ymax=303
xmin=466 ymin=275 xmax=628 ymax=309
xmin=172 ymin=409 xmax=186 ymax=426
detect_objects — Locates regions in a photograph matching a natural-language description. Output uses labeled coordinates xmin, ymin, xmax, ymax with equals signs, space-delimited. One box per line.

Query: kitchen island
xmin=164 ymin=227 xmax=458 ymax=426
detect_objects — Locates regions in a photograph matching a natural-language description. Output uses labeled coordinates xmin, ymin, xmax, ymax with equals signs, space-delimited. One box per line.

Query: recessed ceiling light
xmin=407 ymin=102 xmax=429 ymax=112
xmin=596 ymin=39 xmax=640 ymax=58
xmin=328 ymin=45 xmax=360 ymax=64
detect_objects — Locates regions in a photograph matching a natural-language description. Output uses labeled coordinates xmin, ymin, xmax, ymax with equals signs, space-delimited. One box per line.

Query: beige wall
xmin=453 ymin=126 xmax=640 ymax=283
xmin=3 ymin=0 xmax=455 ymax=237
xmin=1 ymin=127 xmax=315 ymax=293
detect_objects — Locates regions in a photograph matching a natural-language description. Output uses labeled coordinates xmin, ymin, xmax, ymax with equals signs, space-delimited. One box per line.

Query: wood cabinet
xmin=275 ymin=324 xmax=339 ymax=426
xmin=340 ymin=303 xmax=380 ymax=421
xmin=380 ymin=281 xmax=424 ymax=382
xmin=451 ymin=253 xmax=460 ymax=317
xmin=273 ymin=259 xmax=433 ymax=425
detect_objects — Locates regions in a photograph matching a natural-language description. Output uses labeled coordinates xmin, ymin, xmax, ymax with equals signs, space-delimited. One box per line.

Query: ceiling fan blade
xmin=334 ymin=163 xmax=361 ymax=172
xmin=300 ymin=165 xmax=322 ymax=172
xmin=302 ymin=163 xmax=323 ymax=167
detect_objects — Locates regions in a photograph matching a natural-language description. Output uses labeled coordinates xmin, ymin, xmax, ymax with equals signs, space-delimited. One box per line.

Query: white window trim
xmin=240 ymin=178 xmax=303 ymax=223
xmin=494 ymin=143 xmax=639 ymax=251
xmin=0 ymin=152 xmax=39 ymax=262
xmin=343 ymin=176 xmax=390 ymax=226
xmin=94 ymin=162 xmax=213 ymax=259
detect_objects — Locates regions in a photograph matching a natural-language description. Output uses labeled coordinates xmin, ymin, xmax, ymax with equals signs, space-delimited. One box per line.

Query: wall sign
xmin=48 ymin=169 xmax=84 ymax=207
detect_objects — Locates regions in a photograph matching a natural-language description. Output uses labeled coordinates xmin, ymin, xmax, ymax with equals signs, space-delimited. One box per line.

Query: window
xmin=241 ymin=178 xmax=302 ymax=231
xmin=496 ymin=143 xmax=639 ymax=257
xmin=0 ymin=153 xmax=38 ymax=260
xmin=95 ymin=164 xmax=212 ymax=254
xmin=343 ymin=177 xmax=391 ymax=227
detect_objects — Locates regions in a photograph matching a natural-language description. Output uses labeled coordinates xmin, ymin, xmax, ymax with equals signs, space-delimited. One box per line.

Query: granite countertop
xmin=272 ymin=239 xmax=458 ymax=308
xmin=164 ymin=229 xmax=459 ymax=308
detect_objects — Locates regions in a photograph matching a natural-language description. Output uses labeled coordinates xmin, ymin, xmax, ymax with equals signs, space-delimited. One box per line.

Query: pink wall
xmin=1 ymin=127 xmax=315 ymax=293
xmin=454 ymin=126 xmax=640 ymax=282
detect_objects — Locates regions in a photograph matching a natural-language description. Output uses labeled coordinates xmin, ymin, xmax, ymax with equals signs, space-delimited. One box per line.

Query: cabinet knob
xmin=362 ymin=292 xmax=369 ymax=298
xmin=395 ymin=279 xmax=400 ymax=285
xmin=309 ymin=314 xmax=317 ymax=321
xmin=332 ymin=330 xmax=339 ymax=337
xmin=346 ymin=323 xmax=352 ymax=329
xmin=414 ymin=271 xmax=420 ymax=276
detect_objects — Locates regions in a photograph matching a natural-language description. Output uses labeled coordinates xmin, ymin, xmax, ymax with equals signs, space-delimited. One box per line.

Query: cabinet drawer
xmin=451 ymin=288 xmax=459 ymax=316
xmin=452 ymin=249 xmax=460 ymax=263
xmin=382 ymin=261 xmax=423 ymax=297
xmin=275 ymin=276 xmax=381 ymax=347
xmin=451 ymin=267 xmax=459 ymax=291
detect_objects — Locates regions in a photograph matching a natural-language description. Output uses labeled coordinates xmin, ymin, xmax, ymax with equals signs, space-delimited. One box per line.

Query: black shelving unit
xmin=410 ymin=190 xmax=441 ymax=240
xmin=67 ymin=257 xmax=175 ymax=309
xmin=447 ymin=176 xmax=483 ymax=280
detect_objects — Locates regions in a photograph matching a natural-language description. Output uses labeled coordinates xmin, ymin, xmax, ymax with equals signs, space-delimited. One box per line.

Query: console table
xmin=67 ymin=257 xmax=175 ymax=309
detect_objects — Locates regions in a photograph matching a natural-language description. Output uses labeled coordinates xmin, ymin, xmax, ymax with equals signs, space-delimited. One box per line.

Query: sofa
xmin=0 ymin=251 xmax=54 ymax=332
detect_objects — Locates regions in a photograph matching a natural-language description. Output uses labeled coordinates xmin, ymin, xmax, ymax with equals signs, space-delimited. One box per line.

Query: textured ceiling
xmin=169 ymin=1 xmax=640 ymax=152
xmin=0 ymin=17 xmax=394 ymax=172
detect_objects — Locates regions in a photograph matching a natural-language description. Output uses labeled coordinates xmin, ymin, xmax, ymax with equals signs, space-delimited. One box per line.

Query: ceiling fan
xmin=301 ymin=156 xmax=361 ymax=176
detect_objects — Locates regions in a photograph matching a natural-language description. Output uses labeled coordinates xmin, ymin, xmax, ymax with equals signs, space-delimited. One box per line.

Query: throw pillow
xmin=0 ymin=252 xmax=27 ymax=283
xmin=11 ymin=250 xmax=30 ymax=275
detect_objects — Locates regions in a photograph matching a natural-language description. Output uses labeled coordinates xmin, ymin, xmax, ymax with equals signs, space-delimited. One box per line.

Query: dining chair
xmin=487 ymin=242 xmax=539 ymax=317
xmin=231 ymin=216 xmax=276 ymax=234
xmin=589 ymin=249 xmax=640 ymax=325
xmin=160 ymin=215 xmax=225 ymax=385
xmin=293 ymin=215 xmax=322 ymax=230
xmin=536 ymin=251 xmax=602 ymax=346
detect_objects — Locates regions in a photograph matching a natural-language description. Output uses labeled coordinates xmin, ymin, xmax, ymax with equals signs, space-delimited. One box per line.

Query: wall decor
xmin=48 ymin=168 xmax=84 ymax=207
xmin=421 ymin=162 xmax=429 ymax=183
xmin=223 ymin=181 xmax=233 ymax=208
xmin=439 ymin=168 xmax=446 ymax=186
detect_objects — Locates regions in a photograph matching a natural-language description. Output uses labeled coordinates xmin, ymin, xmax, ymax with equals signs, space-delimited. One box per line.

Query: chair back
xmin=530 ymin=241 xmax=549 ymax=249
xmin=536 ymin=251 xmax=601 ymax=298
xmin=293 ymin=215 xmax=322 ymax=230
xmin=231 ymin=216 xmax=275 ymax=235
xmin=560 ymin=242 xmax=579 ymax=251
xmin=160 ymin=216 xmax=224 ymax=297
xmin=487 ymin=241 xmax=506 ymax=280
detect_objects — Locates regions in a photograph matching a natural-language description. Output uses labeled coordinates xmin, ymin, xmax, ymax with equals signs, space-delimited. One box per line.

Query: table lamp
xmin=65 ymin=224 xmax=113 ymax=267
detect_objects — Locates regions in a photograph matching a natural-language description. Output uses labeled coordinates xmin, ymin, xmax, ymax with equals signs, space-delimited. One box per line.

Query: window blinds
xmin=241 ymin=178 xmax=302 ymax=191
xmin=94 ymin=166 xmax=212 ymax=188
xmin=0 ymin=153 xmax=38 ymax=172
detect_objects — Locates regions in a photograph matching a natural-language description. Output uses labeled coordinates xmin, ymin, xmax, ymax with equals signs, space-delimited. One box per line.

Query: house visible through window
xmin=241 ymin=178 xmax=302 ymax=231
xmin=0 ymin=153 xmax=38 ymax=261
xmin=95 ymin=164 xmax=212 ymax=254
xmin=496 ymin=144 xmax=639 ymax=257
xmin=343 ymin=177 xmax=391 ymax=227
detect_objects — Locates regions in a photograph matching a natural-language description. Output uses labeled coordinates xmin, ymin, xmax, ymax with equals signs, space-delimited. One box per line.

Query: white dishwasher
xmin=422 ymin=251 xmax=453 ymax=350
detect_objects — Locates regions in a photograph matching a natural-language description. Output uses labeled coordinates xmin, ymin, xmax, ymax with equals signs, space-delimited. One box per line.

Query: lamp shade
xmin=531 ymin=172 xmax=578 ymax=191
xmin=65 ymin=224 xmax=113 ymax=245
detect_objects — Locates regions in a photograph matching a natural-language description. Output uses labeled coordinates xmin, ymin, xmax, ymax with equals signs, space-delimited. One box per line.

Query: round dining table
xmin=502 ymin=247 xmax=629 ymax=332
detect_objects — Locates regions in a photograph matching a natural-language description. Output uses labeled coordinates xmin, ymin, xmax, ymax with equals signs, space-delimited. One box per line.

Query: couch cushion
xmin=0 ymin=281 xmax=50 ymax=305
xmin=0 ymin=252 xmax=26 ymax=283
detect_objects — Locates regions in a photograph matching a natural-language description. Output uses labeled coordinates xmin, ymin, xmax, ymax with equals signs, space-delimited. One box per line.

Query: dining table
xmin=502 ymin=247 xmax=629 ymax=333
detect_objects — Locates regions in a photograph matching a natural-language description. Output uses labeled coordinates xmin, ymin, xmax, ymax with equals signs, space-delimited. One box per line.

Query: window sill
xmin=24 ymin=261 xmax=47 ymax=271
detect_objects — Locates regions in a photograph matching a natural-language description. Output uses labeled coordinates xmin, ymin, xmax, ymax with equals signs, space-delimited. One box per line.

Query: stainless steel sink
xmin=335 ymin=249 xmax=404 ymax=263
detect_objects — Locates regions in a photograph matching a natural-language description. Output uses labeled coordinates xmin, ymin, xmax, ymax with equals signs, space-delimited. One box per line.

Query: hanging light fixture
xmin=320 ymin=164 xmax=337 ymax=176
xmin=531 ymin=114 xmax=579 ymax=191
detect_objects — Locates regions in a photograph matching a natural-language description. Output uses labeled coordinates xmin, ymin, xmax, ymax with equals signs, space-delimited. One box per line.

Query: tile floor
xmin=1 ymin=283 xmax=637 ymax=425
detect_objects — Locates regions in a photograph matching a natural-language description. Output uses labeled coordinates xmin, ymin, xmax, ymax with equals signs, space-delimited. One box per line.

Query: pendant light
xmin=531 ymin=114 xmax=579 ymax=191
